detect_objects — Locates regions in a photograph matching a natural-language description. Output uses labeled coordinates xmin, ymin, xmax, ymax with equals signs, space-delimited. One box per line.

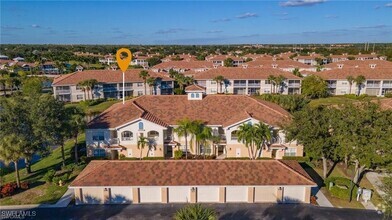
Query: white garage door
xmin=283 ymin=187 xmax=305 ymax=203
xmin=226 ymin=186 xmax=248 ymax=202
xmin=197 ymin=186 xmax=220 ymax=203
xmin=254 ymin=187 xmax=277 ymax=202
xmin=168 ymin=187 xmax=190 ymax=203
xmin=140 ymin=187 xmax=162 ymax=203
xmin=110 ymin=187 xmax=133 ymax=204
xmin=82 ymin=188 xmax=103 ymax=204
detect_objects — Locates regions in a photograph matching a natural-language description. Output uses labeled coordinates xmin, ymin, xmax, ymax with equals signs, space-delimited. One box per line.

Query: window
xmin=265 ymin=80 xmax=271 ymax=84
xmin=138 ymin=91 xmax=144 ymax=96
xmin=121 ymin=131 xmax=133 ymax=141
xmin=284 ymin=148 xmax=297 ymax=157
xmin=191 ymin=93 xmax=195 ymax=98
xmin=76 ymin=85 xmax=82 ymax=90
xmin=211 ymin=89 xmax=217 ymax=94
xmin=92 ymin=132 xmax=104 ymax=141
xmin=231 ymin=130 xmax=238 ymax=140
xmin=211 ymin=81 xmax=216 ymax=85
xmin=341 ymin=82 xmax=347 ymax=85
xmin=137 ymin=83 xmax=143 ymax=87
xmin=147 ymin=130 xmax=159 ymax=140
xmin=76 ymin=95 xmax=83 ymax=100
xmin=138 ymin=122 xmax=144 ymax=130
xmin=93 ymin=148 xmax=106 ymax=157
xmin=195 ymin=93 xmax=200 ymax=98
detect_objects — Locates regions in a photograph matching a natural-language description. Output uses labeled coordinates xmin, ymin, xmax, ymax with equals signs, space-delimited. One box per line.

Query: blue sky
xmin=1 ymin=0 xmax=392 ymax=44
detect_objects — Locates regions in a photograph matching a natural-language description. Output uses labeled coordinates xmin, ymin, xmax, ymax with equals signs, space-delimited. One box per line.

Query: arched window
xmin=121 ymin=131 xmax=133 ymax=141
xmin=147 ymin=130 xmax=159 ymax=140
xmin=231 ymin=130 xmax=238 ymax=140
xmin=138 ymin=122 xmax=144 ymax=130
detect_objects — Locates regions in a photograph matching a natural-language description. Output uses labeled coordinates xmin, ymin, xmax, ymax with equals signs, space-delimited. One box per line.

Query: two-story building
xmin=191 ymin=67 xmax=302 ymax=95
xmin=150 ymin=60 xmax=213 ymax=73
xmin=85 ymin=89 xmax=303 ymax=160
xmin=52 ymin=69 xmax=174 ymax=102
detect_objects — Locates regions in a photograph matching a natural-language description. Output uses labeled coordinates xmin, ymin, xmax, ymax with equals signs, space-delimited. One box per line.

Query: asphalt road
xmin=0 ymin=203 xmax=384 ymax=220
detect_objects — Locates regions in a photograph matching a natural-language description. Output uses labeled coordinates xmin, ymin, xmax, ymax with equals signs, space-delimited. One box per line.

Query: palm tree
xmin=77 ymin=80 xmax=89 ymax=100
xmin=213 ymin=75 xmax=225 ymax=94
xmin=189 ymin=120 xmax=204 ymax=155
xmin=346 ymin=75 xmax=354 ymax=94
xmin=354 ymin=75 xmax=366 ymax=96
xmin=197 ymin=126 xmax=213 ymax=157
xmin=146 ymin=77 xmax=156 ymax=95
xmin=87 ymin=79 xmax=98 ymax=100
xmin=0 ymin=134 xmax=27 ymax=188
xmin=68 ymin=107 xmax=86 ymax=164
xmin=174 ymin=119 xmax=194 ymax=159
xmin=275 ymin=75 xmax=286 ymax=94
xmin=237 ymin=123 xmax=254 ymax=159
xmin=139 ymin=70 xmax=150 ymax=95
xmin=267 ymin=75 xmax=276 ymax=94
xmin=174 ymin=204 xmax=216 ymax=220
xmin=137 ymin=136 xmax=148 ymax=160
xmin=292 ymin=68 xmax=302 ymax=77
xmin=253 ymin=123 xmax=272 ymax=159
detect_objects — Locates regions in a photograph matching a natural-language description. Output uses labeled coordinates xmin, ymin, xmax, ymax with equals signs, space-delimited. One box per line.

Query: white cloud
xmin=236 ymin=12 xmax=258 ymax=19
xmin=211 ymin=18 xmax=231 ymax=23
xmin=280 ymin=0 xmax=326 ymax=7
xmin=31 ymin=24 xmax=41 ymax=28
xmin=385 ymin=3 xmax=392 ymax=7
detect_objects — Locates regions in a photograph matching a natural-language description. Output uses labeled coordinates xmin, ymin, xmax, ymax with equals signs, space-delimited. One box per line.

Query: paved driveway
xmin=0 ymin=203 xmax=383 ymax=220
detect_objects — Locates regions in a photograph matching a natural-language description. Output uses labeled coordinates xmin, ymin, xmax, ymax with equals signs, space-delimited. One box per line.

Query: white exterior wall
xmin=197 ymin=186 xmax=220 ymax=202
xmin=139 ymin=187 xmax=162 ymax=203
xmin=116 ymin=119 xmax=165 ymax=146
xmin=168 ymin=187 xmax=191 ymax=203
xmin=283 ymin=187 xmax=305 ymax=203
xmin=226 ymin=186 xmax=248 ymax=202
xmin=82 ymin=188 xmax=103 ymax=204
xmin=110 ymin=187 xmax=133 ymax=204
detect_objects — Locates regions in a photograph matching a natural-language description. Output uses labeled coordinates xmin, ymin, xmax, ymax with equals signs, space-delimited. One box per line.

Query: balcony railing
xmin=56 ymin=89 xmax=71 ymax=94
xmin=382 ymin=84 xmax=392 ymax=88
xmin=366 ymin=84 xmax=381 ymax=88
xmin=288 ymin=83 xmax=301 ymax=87
xmin=248 ymin=83 xmax=261 ymax=87
xmin=328 ymin=84 xmax=337 ymax=88
xmin=234 ymin=83 xmax=247 ymax=87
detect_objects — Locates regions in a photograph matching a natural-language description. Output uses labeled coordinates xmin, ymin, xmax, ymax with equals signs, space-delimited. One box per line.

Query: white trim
xmin=115 ymin=118 xmax=167 ymax=130
xmin=69 ymin=184 xmax=317 ymax=189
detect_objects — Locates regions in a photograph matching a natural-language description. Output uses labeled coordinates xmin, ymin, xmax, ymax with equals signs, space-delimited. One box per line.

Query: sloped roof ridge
xmin=248 ymin=96 xmax=289 ymax=118
xmin=71 ymin=161 xmax=109 ymax=186
xmin=52 ymin=72 xmax=76 ymax=85
xmin=277 ymin=160 xmax=315 ymax=184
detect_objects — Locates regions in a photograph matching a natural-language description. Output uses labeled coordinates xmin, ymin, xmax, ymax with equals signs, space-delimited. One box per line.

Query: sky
xmin=1 ymin=0 xmax=392 ymax=44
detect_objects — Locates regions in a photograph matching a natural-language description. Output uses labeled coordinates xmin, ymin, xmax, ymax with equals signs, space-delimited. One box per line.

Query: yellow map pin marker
xmin=116 ymin=48 xmax=132 ymax=104
xmin=116 ymin=48 xmax=132 ymax=72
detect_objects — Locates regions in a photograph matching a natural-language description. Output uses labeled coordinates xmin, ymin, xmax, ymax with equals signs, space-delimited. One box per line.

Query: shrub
xmin=20 ymin=182 xmax=29 ymax=190
xmin=142 ymin=157 xmax=165 ymax=160
xmin=385 ymin=92 xmax=392 ymax=98
xmin=52 ymin=173 xmax=70 ymax=186
xmin=0 ymin=182 xmax=17 ymax=197
xmin=120 ymin=157 xmax=139 ymax=160
xmin=325 ymin=177 xmax=357 ymax=200
xmin=256 ymin=157 xmax=273 ymax=160
xmin=282 ymin=156 xmax=309 ymax=162
xmin=174 ymin=150 xmax=183 ymax=159
xmin=119 ymin=154 xmax=126 ymax=160
xmin=174 ymin=204 xmax=216 ymax=220
xmin=43 ymin=169 xmax=56 ymax=183
xmin=224 ymin=157 xmax=250 ymax=160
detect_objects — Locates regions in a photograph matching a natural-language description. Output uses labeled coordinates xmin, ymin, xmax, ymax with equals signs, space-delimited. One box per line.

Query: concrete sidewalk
xmin=312 ymin=187 xmax=333 ymax=207
xmin=0 ymin=189 xmax=74 ymax=210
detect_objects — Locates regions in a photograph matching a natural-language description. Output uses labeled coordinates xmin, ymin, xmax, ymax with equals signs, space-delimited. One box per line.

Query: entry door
xmin=236 ymin=148 xmax=241 ymax=157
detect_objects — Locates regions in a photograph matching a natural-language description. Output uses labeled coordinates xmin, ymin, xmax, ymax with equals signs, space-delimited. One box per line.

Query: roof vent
xmin=272 ymin=57 xmax=277 ymax=61
xmin=337 ymin=64 xmax=344 ymax=69
xmin=370 ymin=64 xmax=376 ymax=69
xmin=355 ymin=65 xmax=359 ymax=68
xmin=272 ymin=64 xmax=278 ymax=69
xmin=213 ymin=65 xmax=218 ymax=69
xmin=242 ymin=64 xmax=248 ymax=69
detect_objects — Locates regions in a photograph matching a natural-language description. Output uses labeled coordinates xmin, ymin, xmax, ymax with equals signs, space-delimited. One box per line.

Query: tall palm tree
xmin=267 ymin=75 xmax=276 ymax=94
xmin=213 ymin=75 xmax=225 ymax=94
xmin=275 ymin=75 xmax=286 ymax=94
xmin=237 ymin=123 xmax=254 ymax=159
xmin=146 ymin=77 xmax=156 ymax=95
xmin=139 ymin=70 xmax=150 ymax=95
xmin=0 ymin=134 xmax=27 ymax=188
xmin=174 ymin=118 xmax=194 ymax=159
xmin=67 ymin=107 xmax=86 ymax=164
xmin=354 ymin=75 xmax=366 ymax=96
xmin=87 ymin=79 xmax=98 ymax=100
xmin=77 ymin=81 xmax=88 ymax=100
xmin=189 ymin=120 xmax=204 ymax=155
xmin=137 ymin=136 xmax=148 ymax=160
xmin=346 ymin=75 xmax=354 ymax=94
xmin=198 ymin=126 xmax=213 ymax=157
xmin=253 ymin=123 xmax=272 ymax=159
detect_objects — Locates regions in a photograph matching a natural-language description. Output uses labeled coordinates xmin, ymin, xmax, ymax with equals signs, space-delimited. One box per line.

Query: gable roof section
xmin=185 ymin=84 xmax=206 ymax=92
xmin=70 ymin=160 xmax=316 ymax=187
xmin=88 ymin=95 xmax=291 ymax=129
xmin=52 ymin=69 xmax=172 ymax=86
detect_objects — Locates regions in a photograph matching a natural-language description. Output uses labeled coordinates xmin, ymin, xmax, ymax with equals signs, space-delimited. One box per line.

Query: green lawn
xmin=0 ymin=134 xmax=86 ymax=205
xmin=65 ymin=100 xmax=120 ymax=115
xmin=302 ymin=162 xmax=384 ymax=209
xmin=308 ymin=96 xmax=384 ymax=108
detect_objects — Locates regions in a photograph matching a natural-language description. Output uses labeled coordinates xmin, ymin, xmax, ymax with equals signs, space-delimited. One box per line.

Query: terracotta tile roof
xmin=151 ymin=60 xmax=213 ymax=70
xmin=69 ymin=160 xmax=316 ymax=187
xmin=87 ymin=95 xmax=291 ymax=129
xmin=191 ymin=67 xmax=301 ymax=80
xmin=247 ymin=59 xmax=310 ymax=69
xmin=311 ymin=67 xmax=392 ymax=80
xmin=52 ymin=69 xmax=172 ymax=85
xmin=185 ymin=84 xmax=206 ymax=92
xmin=323 ymin=60 xmax=392 ymax=69
xmin=208 ymin=55 xmax=243 ymax=62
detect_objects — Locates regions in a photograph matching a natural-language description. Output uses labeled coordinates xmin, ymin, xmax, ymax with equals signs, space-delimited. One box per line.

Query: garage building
xmin=69 ymin=160 xmax=316 ymax=205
